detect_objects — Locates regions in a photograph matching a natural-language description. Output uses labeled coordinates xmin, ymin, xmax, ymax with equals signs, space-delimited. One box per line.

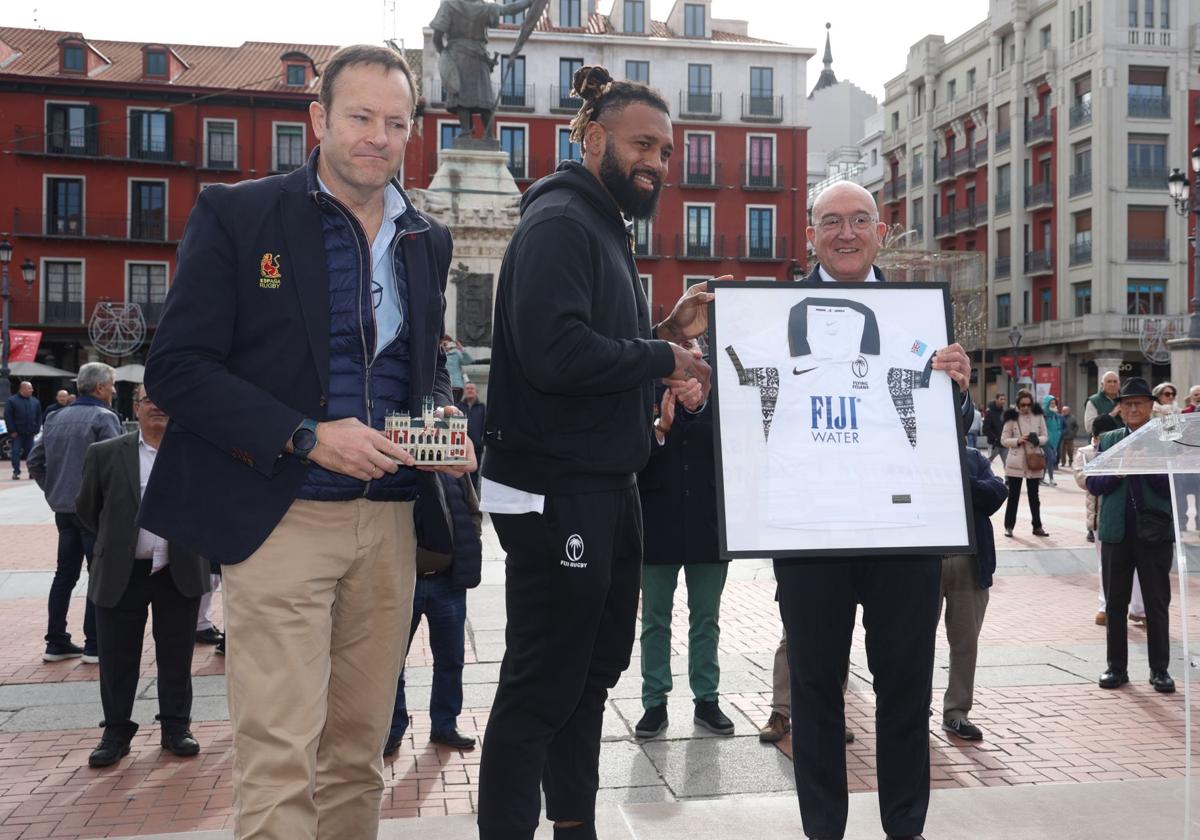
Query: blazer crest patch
xmin=259 ymin=253 xmax=282 ymax=289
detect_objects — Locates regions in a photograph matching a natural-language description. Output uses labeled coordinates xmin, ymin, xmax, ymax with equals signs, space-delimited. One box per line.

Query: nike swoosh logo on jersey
xmin=793 ymin=366 xmax=817 ymax=376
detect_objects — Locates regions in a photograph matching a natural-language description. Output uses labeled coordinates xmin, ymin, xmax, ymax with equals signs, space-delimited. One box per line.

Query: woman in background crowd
xmin=1002 ymin=389 xmax=1050 ymax=539
xmin=1040 ymin=395 xmax=1062 ymax=487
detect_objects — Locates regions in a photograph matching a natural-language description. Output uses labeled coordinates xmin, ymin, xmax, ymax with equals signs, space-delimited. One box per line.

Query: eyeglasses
xmin=815 ymin=213 xmax=877 ymax=232
xmin=1163 ymin=391 xmax=1177 ymax=398
xmin=1018 ymin=401 xmax=1032 ymax=408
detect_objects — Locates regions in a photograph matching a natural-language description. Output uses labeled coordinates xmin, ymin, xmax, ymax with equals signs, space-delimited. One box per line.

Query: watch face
xmin=293 ymin=428 xmax=317 ymax=453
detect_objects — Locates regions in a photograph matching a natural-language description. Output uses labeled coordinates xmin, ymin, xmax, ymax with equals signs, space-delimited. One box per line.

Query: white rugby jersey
xmin=726 ymin=296 xmax=937 ymax=530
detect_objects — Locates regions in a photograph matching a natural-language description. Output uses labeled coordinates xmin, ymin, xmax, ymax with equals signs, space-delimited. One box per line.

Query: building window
xmin=633 ymin=218 xmax=653 ymax=256
xmin=559 ymin=58 xmax=584 ymax=108
xmin=1087 ymin=0 xmax=1093 ymax=31
xmin=1128 ymin=206 xmax=1168 ymax=261
xmin=623 ymin=0 xmax=645 ymax=32
xmin=286 ymin=64 xmax=306 ymax=86
xmin=639 ymin=274 xmax=652 ymax=300
xmin=1128 ymin=280 xmax=1166 ymax=314
xmin=749 ymin=67 xmax=774 ymax=115
xmin=439 ymin=122 xmax=462 ymax=150
xmin=44 ymin=261 xmax=83 ymax=324
xmin=62 ymin=44 xmax=85 ymax=72
xmin=685 ymin=205 xmax=713 ymax=257
xmin=1074 ymin=282 xmax=1092 ymax=316
xmin=1070 ymin=9 xmax=1076 ymax=41
xmin=625 ymin=60 xmax=649 ymax=83
xmin=130 ymin=110 xmax=171 ymax=161
xmin=1145 ymin=0 xmax=1155 ymax=27
xmin=205 ymin=120 xmax=236 ymax=169
xmin=748 ymin=207 xmax=775 ymax=258
xmin=996 ymin=293 xmax=1011 ymax=328
xmin=274 ymin=124 xmax=305 ymax=172
xmin=967 ymin=69 xmax=976 ymax=90
xmin=131 ymin=180 xmax=167 ymax=241
xmin=557 ymin=127 xmax=580 ymax=163
xmin=1128 ymin=133 xmax=1167 ymax=186
xmin=500 ymin=56 xmax=526 ymax=106
xmin=1162 ymin=0 xmax=1170 ymax=27
xmin=46 ymin=177 xmax=83 ymax=236
xmin=145 ymin=49 xmax=168 ymax=77
xmin=1072 ymin=211 xmax=1093 ymax=264
xmin=1129 ymin=0 xmax=1138 ymax=27
xmin=891 ymin=111 xmax=899 ymax=131
xmin=685 ymin=133 xmax=713 ymax=185
xmin=1129 ymin=67 xmax=1169 ymax=117
xmin=500 ymin=125 xmax=527 ymax=179
xmin=748 ymin=136 xmax=774 ymax=186
xmin=560 ymin=0 xmax=581 ymax=27
xmin=500 ymin=4 xmax=526 ymax=23
xmin=947 ymin=79 xmax=957 ymax=101
xmin=687 ymin=64 xmax=712 ymax=113
xmin=1039 ymin=288 xmax=1053 ymax=321
xmin=128 ymin=263 xmax=168 ymax=325
xmin=684 ymin=3 xmax=705 ymax=37
xmin=1040 ymin=25 xmax=1051 ymax=49
xmin=47 ymin=103 xmax=94 ymax=155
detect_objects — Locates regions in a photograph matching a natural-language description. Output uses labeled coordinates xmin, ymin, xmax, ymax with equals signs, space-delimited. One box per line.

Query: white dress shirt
xmin=135 ymin=433 xmax=169 ymax=574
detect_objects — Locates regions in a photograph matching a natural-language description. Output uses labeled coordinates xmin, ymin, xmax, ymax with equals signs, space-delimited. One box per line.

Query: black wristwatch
xmin=291 ymin=419 xmax=319 ymax=462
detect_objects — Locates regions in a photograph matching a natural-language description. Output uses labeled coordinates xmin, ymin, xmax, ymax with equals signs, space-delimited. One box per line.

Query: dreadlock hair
xmin=567 ymin=65 xmax=670 ymax=149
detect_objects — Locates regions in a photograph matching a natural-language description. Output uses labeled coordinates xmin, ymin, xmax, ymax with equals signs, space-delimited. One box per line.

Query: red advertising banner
xmin=8 ymin=330 xmax=41 ymax=363
xmin=1034 ymin=366 xmax=1061 ymax=402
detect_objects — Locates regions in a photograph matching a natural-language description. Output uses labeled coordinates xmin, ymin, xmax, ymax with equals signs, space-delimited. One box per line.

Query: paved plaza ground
xmin=3 ymin=461 xmax=1200 ymax=838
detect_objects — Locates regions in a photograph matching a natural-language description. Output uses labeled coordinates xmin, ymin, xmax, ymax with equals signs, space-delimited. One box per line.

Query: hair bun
xmin=572 ymin=65 xmax=613 ymax=101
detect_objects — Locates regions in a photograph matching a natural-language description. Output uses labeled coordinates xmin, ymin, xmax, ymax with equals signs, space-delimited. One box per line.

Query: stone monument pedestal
xmin=408 ymin=147 xmax=521 ymax=403
xmin=1168 ymin=337 xmax=1200 ymax=393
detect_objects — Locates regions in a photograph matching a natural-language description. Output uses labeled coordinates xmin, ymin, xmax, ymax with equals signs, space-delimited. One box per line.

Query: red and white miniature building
xmin=385 ymin=397 xmax=470 ymax=464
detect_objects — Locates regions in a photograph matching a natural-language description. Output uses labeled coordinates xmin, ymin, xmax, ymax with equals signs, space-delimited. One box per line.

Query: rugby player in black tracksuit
xmin=476 ymin=66 xmax=712 ymax=840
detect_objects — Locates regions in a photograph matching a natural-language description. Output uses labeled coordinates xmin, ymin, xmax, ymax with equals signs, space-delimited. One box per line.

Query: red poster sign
xmin=1034 ymin=366 xmax=1062 ymax=402
xmin=998 ymin=355 xmax=1036 ymax=379
xmin=8 ymin=330 xmax=41 ymax=363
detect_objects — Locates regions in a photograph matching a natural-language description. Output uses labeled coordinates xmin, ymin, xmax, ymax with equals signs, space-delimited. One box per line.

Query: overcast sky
xmin=11 ymin=0 xmax=988 ymax=101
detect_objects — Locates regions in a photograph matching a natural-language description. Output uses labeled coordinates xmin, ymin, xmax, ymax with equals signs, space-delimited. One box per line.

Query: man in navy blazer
xmin=142 ymin=45 xmax=473 ymax=840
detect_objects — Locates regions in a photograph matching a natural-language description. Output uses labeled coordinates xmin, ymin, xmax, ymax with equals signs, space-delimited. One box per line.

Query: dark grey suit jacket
xmin=76 ymin=432 xmax=211 ymax=609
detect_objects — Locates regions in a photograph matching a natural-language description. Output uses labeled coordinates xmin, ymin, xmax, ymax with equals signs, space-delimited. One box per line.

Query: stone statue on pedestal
xmin=430 ymin=0 xmax=538 ymax=139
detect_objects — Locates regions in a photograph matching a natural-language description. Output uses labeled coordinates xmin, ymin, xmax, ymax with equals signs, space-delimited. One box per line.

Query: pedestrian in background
xmin=1086 ymin=377 xmax=1175 ymax=694
xmin=939 ymin=437 xmax=1008 ymax=742
xmin=635 ymin=375 xmax=734 ymax=740
xmin=1059 ymin=404 xmax=1078 ymax=467
xmin=1152 ymin=381 xmax=1178 ymax=418
xmin=1040 ymin=395 xmax=1062 ymax=487
xmin=1074 ymin=415 xmax=1145 ymax=626
xmin=1182 ymin=385 xmax=1200 ymax=413
xmin=455 ymin=381 xmax=486 ymax=492
xmin=983 ymin=393 xmax=1008 ymax=465
xmin=43 ymin=389 xmax=71 ymax=422
xmin=5 ymin=380 xmax=42 ymax=480
xmin=75 ymin=385 xmax=211 ymax=767
xmin=28 ymin=362 xmax=122 ymax=663
xmin=442 ymin=335 xmax=473 ymax=403
xmin=966 ymin=399 xmax=982 ymax=450
xmin=1002 ymin=389 xmax=1050 ymax=539
xmin=386 ymin=471 xmax=483 ymax=756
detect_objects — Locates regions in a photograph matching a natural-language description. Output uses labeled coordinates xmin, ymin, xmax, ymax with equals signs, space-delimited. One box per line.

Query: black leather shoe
xmin=383 ymin=733 xmax=404 ymax=757
xmin=1151 ymin=670 xmax=1177 ymax=693
xmin=161 ymin=730 xmax=200 ymax=757
xmin=1098 ymin=669 xmax=1130 ymax=689
xmin=885 ymin=835 xmax=926 ymax=839
xmin=430 ymin=729 xmax=476 ymax=750
xmin=88 ymin=738 xmax=131 ymax=768
xmin=195 ymin=627 xmax=224 ymax=645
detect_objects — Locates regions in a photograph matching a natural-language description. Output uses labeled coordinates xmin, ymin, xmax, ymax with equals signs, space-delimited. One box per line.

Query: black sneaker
xmin=635 ymin=704 xmax=668 ymax=739
xmin=1086 ymin=530 xmax=1095 ymax=542
xmin=81 ymin=646 xmax=99 ymax=664
xmin=693 ymin=700 xmax=735 ymax=735
xmin=942 ymin=718 xmax=983 ymax=741
xmin=43 ymin=641 xmax=84 ymax=662
xmin=215 ymin=639 xmax=225 ymax=656
xmin=195 ymin=627 xmax=224 ymax=645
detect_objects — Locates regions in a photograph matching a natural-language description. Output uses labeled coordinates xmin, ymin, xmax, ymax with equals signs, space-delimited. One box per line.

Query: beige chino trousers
xmin=223 ymin=499 xmax=416 ymax=840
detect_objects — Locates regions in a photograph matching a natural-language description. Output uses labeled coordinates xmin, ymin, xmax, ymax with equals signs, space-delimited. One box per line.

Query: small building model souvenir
xmin=384 ymin=396 xmax=471 ymax=465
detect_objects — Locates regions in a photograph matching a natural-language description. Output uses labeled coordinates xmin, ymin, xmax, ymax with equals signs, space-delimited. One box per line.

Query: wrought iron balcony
xmin=740 ymin=163 xmax=784 ymax=190
xmin=995 ymin=256 xmax=1011 ymax=278
xmin=43 ymin=301 xmax=83 ymax=325
xmin=498 ymin=84 xmax=535 ymax=110
xmin=1128 ymin=94 xmax=1170 ymax=119
xmin=1128 ymin=239 xmax=1169 ymax=261
xmin=1128 ymin=165 xmax=1169 ymax=190
xmin=550 ymin=85 xmax=584 ymax=112
xmin=995 ymin=127 xmax=1011 ymax=152
xmin=952 ymin=207 xmax=973 ymax=231
xmin=681 ymin=161 xmax=723 ymax=188
xmin=1069 ymin=241 xmax=1093 ymax=265
xmin=1069 ymin=170 xmax=1092 ymax=197
xmin=1069 ymin=101 xmax=1092 ymax=129
xmin=995 ymin=192 xmax=1011 ymax=215
xmin=12 ymin=208 xmax=184 ymax=243
xmin=678 ymin=91 xmax=722 ymax=120
xmin=934 ymin=157 xmax=955 ymax=183
xmin=934 ymin=216 xmax=953 ymax=237
xmin=1024 ymin=114 xmax=1053 ymax=145
xmin=632 ymin=233 xmax=662 ymax=259
xmin=674 ymin=233 xmax=727 ymax=261
xmin=737 ymin=235 xmax=787 ymax=261
xmin=1025 ymin=182 xmax=1054 ymax=210
xmin=1024 ymin=249 xmax=1054 ymax=275
xmin=13 ymin=125 xmax=191 ymax=166
xmin=741 ymin=94 xmax=783 ymax=123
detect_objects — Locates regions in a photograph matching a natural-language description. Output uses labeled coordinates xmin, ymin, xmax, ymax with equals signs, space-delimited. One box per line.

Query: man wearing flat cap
xmin=1085 ymin=376 xmax=1176 ymax=694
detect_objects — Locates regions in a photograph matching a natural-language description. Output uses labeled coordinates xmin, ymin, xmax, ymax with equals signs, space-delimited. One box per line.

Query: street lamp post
xmin=1007 ymin=324 xmax=1023 ymax=405
xmin=1167 ymin=145 xmax=1200 ymax=339
xmin=0 ymin=240 xmax=37 ymax=405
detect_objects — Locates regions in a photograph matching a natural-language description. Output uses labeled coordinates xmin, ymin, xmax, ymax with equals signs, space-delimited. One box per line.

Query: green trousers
xmin=639 ymin=563 xmax=729 ymax=709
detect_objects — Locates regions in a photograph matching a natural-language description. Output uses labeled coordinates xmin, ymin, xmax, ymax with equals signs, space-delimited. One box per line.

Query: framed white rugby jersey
xmin=710 ymin=281 xmax=974 ymax=558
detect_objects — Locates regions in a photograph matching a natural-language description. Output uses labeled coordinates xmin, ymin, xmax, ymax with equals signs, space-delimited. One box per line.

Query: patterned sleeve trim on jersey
xmin=726 ymin=345 xmax=780 ymax=442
